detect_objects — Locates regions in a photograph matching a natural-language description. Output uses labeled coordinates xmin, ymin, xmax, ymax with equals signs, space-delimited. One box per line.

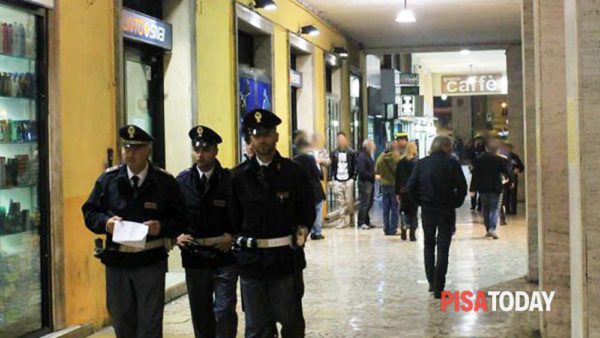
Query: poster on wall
xmin=239 ymin=76 xmax=272 ymax=113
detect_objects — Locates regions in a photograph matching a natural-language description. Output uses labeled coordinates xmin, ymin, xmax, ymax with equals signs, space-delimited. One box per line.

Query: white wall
xmin=163 ymin=0 xmax=195 ymax=175
xmin=296 ymin=54 xmax=316 ymax=134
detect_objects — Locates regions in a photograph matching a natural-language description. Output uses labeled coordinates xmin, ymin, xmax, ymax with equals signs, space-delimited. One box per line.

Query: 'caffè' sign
xmin=442 ymin=74 xmax=503 ymax=94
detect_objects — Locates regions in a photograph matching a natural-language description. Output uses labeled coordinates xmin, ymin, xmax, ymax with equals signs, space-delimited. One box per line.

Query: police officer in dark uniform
xmin=230 ymin=109 xmax=315 ymax=338
xmin=175 ymin=125 xmax=238 ymax=338
xmin=82 ymin=125 xmax=186 ymax=338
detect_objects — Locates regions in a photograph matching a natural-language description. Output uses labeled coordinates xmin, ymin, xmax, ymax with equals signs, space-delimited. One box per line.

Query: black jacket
xmin=395 ymin=157 xmax=418 ymax=212
xmin=176 ymin=161 xmax=235 ymax=269
xmin=230 ymin=152 xmax=316 ymax=278
xmin=294 ymin=153 xmax=326 ymax=203
xmin=470 ymin=152 xmax=512 ymax=194
xmin=510 ymin=152 xmax=525 ymax=173
xmin=82 ymin=163 xmax=187 ymax=268
xmin=329 ymin=148 xmax=357 ymax=181
xmin=356 ymin=151 xmax=375 ymax=182
xmin=407 ymin=151 xmax=468 ymax=210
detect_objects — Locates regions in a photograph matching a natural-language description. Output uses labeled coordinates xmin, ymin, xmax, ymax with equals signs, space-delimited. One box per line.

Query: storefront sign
xmin=401 ymin=86 xmax=420 ymax=95
xmin=22 ymin=0 xmax=54 ymax=8
xmin=122 ymin=9 xmax=173 ymax=50
xmin=398 ymin=73 xmax=419 ymax=86
xmin=290 ymin=70 xmax=303 ymax=88
xmin=442 ymin=74 xmax=503 ymax=94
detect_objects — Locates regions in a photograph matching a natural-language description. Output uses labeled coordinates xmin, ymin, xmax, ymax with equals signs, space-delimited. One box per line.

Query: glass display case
xmin=0 ymin=1 xmax=49 ymax=337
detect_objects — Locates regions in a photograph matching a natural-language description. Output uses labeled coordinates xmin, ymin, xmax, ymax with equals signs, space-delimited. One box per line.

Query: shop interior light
xmin=254 ymin=0 xmax=277 ymax=10
xmin=441 ymin=94 xmax=448 ymax=101
xmin=460 ymin=49 xmax=471 ymax=56
xmin=396 ymin=0 xmax=416 ymax=23
xmin=501 ymin=102 xmax=508 ymax=108
xmin=300 ymin=25 xmax=320 ymax=36
xmin=334 ymin=47 xmax=349 ymax=58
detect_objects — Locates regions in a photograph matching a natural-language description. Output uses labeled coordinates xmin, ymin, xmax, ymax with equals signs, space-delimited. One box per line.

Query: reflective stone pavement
xmin=90 ymin=200 xmax=540 ymax=338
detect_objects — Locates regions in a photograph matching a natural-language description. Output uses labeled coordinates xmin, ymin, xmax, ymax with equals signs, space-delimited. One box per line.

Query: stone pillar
xmin=522 ymin=0 xmax=538 ymax=283
xmin=533 ymin=0 xmax=570 ymax=336
xmin=506 ymin=45 xmax=525 ymax=202
xmin=564 ymin=0 xmax=600 ymax=337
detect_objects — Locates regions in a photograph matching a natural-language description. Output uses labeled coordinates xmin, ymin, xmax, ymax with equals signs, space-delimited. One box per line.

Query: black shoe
xmin=409 ymin=229 xmax=417 ymax=241
xmin=368 ymin=223 xmax=377 ymax=228
xmin=434 ymin=291 xmax=442 ymax=299
xmin=428 ymin=284 xmax=434 ymax=292
xmin=400 ymin=228 xmax=407 ymax=240
xmin=312 ymin=234 xmax=325 ymax=240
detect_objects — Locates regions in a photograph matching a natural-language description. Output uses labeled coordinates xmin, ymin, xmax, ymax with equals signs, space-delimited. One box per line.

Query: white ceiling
xmin=299 ymin=0 xmax=522 ymax=50
xmin=413 ymin=50 xmax=507 ymax=74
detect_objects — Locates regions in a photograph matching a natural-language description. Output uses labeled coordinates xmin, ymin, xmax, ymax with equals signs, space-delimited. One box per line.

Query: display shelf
xmin=0 ymin=141 xmax=36 ymax=145
xmin=0 ymin=52 xmax=35 ymax=62
xmin=0 ymin=95 xmax=35 ymax=101
xmin=0 ymin=184 xmax=36 ymax=191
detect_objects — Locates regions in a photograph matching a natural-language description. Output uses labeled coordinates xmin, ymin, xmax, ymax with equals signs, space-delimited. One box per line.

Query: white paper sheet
xmin=113 ymin=221 xmax=149 ymax=249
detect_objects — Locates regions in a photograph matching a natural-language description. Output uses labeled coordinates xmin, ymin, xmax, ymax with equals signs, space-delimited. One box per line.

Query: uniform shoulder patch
xmin=104 ymin=165 xmax=121 ymax=173
xmin=156 ymin=166 xmax=174 ymax=177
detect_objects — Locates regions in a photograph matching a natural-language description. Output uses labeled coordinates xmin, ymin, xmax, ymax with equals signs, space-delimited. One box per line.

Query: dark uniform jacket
xmin=329 ymin=148 xmax=357 ymax=181
xmin=230 ymin=152 xmax=316 ymax=278
xmin=395 ymin=157 xmax=418 ymax=213
xmin=176 ymin=161 xmax=235 ymax=269
xmin=82 ymin=163 xmax=187 ymax=268
xmin=294 ymin=153 xmax=326 ymax=203
xmin=407 ymin=151 xmax=467 ymax=210
xmin=469 ymin=152 xmax=513 ymax=194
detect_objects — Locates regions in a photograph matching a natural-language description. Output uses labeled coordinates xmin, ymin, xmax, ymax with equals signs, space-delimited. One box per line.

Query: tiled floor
xmin=89 ymin=200 xmax=539 ymax=338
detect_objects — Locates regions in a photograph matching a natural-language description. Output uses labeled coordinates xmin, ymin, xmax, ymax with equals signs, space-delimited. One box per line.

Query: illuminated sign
xmin=442 ymin=74 xmax=503 ymax=94
xmin=122 ymin=9 xmax=173 ymax=50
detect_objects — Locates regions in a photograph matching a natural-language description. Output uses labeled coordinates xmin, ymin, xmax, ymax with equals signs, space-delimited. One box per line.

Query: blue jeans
xmin=381 ymin=185 xmax=399 ymax=235
xmin=480 ymin=193 xmax=500 ymax=232
xmin=312 ymin=201 xmax=324 ymax=236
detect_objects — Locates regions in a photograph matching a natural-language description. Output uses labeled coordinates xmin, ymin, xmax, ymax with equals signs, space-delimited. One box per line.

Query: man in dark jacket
xmin=407 ymin=135 xmax=467 ymax=299
xmin=470 ymin=139 xmax=512 ymax=239
xmin=230 ymin=109 xmax=315 ymax=338
xmin=506 ymin=143 xmax=525 ymax=215
xmin=82 ymin=125 xmax=186 ymax=338
xmin=329 ymin=132 xmax=357 ymax=228
xmin=175 ymin=125 xmax=237 ymax=338
xmin=467 ymin=134 xmax=486 ymax=210
xmin=294 ymin=140 xmax=327 ymax=240
xmin=356 ymin=139 xmax=377 ymax=230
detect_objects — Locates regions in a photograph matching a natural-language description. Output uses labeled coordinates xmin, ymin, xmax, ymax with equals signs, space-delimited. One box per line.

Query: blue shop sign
xmin=122 ymin=9 xmax=173 ymax=50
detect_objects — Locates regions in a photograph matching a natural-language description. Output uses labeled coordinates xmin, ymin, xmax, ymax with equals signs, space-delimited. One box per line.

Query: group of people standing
xmin=467 ymin=134 xmax=524 ymax=239
xmin=83 ymin=109 xmax=314 ymax=338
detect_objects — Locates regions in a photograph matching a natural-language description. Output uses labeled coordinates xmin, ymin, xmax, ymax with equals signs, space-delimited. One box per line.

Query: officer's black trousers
xmin=106 ymin=259 xmax=167 ymax=338
xmin=421 ymin=207 xmax=455 ymax=294
xmin=240 ymin=272 xmax=305 ymax=338
xmin=185 ymin=265 xmax=238 ymax=338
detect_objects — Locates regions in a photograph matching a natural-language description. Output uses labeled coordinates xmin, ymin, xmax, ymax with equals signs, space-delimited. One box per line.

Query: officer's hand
xmin=215 ymin=233 xmax=234 ymax=252
xmin=396 ymin=195 xmax=401 ymax=204
xmin=375 ymin=174 xmax=382 ymax=181
xmin=105 ymin=216 xmax=122 ymax=234
xmin=176 ymin=234 xmax=193 ymax=247
xmin=470 ymin=192 xmax=476 ymax=198
xmin=296 ymin=226 xmax=309 ymax=247
xmin=144 ymin=220 xmax=161 ymax=236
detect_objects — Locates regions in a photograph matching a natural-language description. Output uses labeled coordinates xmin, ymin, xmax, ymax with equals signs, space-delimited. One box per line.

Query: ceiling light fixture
xmin=254 ymin=0 xmax=277 ymax=11
xmin=460 ymin=49 xmax=470 ymax=56
xmin=300 ymin=25 xmax=320 ymax=36
xmin=334 ymin=47 xmax=349 ymax=58
xmin=395 ymin=0 xmax=416 ymax=23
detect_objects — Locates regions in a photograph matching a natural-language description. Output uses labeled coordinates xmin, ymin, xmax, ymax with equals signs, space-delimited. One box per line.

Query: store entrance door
xmin=123 ymin=46 xmax=165 ymax=167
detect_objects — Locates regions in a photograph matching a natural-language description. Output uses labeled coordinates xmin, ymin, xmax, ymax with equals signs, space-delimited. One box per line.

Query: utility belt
xmin=191 ymin=235 xmax=225 ymax=247
xmin=94 ymin=238 xmax=173 ymax=257
xmin=235 ymin=235 xmax=292 ymax=249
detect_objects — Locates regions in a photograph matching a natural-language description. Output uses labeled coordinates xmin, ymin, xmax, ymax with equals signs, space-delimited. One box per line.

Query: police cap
xmin=119 ymin=125 xmax=154 ymax=146
xmin=242 ymin=109 xmax=281 ymax=136
xmin=188 ymin=125 xmax=222 ymax=148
